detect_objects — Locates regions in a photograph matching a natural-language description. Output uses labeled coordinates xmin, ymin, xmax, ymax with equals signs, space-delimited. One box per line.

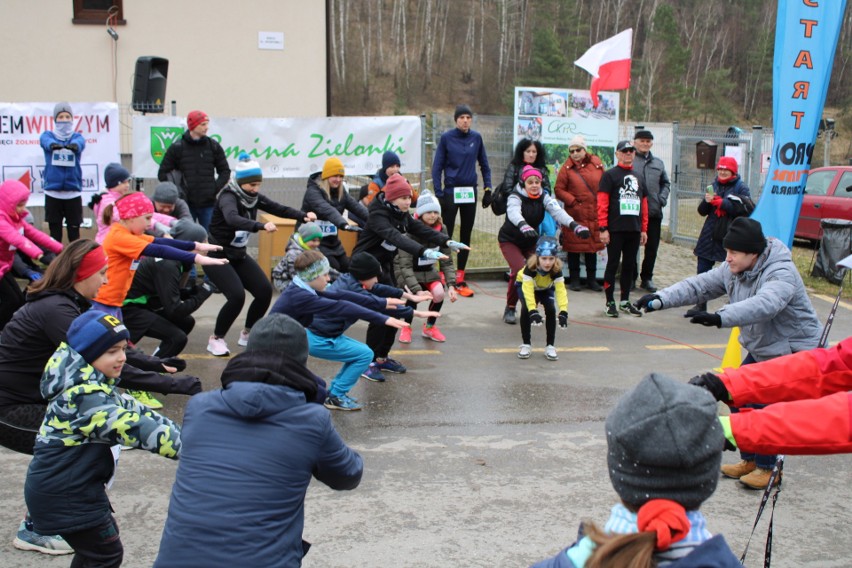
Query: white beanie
xmin=416 ymin=189 xmax=441 ymax=216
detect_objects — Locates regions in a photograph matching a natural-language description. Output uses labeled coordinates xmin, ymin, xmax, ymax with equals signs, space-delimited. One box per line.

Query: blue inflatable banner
xmin=752 ymin=0 xmax=847 ymax=246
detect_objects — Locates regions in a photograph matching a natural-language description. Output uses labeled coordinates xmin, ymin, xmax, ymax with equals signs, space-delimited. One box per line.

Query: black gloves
xmin=688 ymin=372 xmax=730 ymax=402
xmin=519 ymin=224 xmax=538 ymax=239
xmin=558 ymin=311 xmax=568 ymax=329
xmin=65 ymin=143 xmax=80 ymax=153
xmin=529 ymin=309 xmax=543 ymax=326
xmin=481 ymin=189 xmax=493 ymax=209
xmin=159 ymin=357 xmax=187 ymax=373
xmin=572 ymin=224 xmax=591 ymax=239
xmin=169 ymin=374 xmax=203 ymax=395
xmin=690 ymin=311 xmax=722 ymax=328
xmin=49 ymin=143 xmax=63 ymax=151
xmin=635 ymin=293 xmax=663 ymax=312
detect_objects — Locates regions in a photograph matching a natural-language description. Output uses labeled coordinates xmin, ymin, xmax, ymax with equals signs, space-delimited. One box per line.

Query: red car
xmin=795 ymin=166 xmax=852 ymax=241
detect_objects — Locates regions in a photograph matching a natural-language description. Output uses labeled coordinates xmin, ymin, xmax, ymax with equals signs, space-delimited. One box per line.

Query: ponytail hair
xmin=101 ymin=203 xmax=116 ymax=227
xmin=584 ymin=522 xmax=657 ymax=568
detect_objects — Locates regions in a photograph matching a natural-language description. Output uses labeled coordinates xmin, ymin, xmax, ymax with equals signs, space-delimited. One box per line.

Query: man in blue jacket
xmin=155 ymin=314 xmax=363 ymax=568
xmin=431 ymin=104 xmax=492 ymax=297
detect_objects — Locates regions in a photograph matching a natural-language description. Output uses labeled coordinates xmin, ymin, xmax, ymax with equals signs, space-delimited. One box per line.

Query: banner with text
xmin=513 ymin=87 xmax=619 ymax=179
xmin=752 ymin=0 xmax=847 ymax=246
xmin=0 ymin=102 xmax=121 ymax=206
xmin=133 ymin=115 xmax=422 ymax=179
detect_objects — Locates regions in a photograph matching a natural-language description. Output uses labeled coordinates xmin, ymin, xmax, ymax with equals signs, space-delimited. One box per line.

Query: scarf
xmin=222 ymin=179 xmax=259 ymax=209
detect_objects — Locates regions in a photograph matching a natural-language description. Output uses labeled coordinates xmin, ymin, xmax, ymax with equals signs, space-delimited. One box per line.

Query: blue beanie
xmin=382 ymin=151 xmax=401 ymax=171
xmin=104 ymin=163 xmax=131 ymax=190
xmin=536 ymin=236 xmax=558 ymax=257
xmin=67 ymin=311 xmax=130 ymax=364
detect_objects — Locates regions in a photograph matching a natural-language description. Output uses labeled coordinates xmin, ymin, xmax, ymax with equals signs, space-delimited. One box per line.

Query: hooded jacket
xmin=300 ymin=172 xmax=369 ymax=257
xmin=0 ymin=181 xmax=62 ymax=278
xmin=155 ymin=350 xmax=362 ymax=568
xmin=25 ymin=342 xmax=181 ymax=534
xmin=658 ymin=238 xmax=820 ymax=361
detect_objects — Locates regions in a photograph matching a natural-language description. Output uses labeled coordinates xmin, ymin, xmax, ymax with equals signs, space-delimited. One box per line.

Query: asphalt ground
xmin=2 ymin=241 xmax=852 ymax=567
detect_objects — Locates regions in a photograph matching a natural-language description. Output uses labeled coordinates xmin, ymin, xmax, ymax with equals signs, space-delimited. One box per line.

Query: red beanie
xmin=187 ymin=110 xmax=209 ymax=131
xmin=716 ymin=156 xmax=738 ymax=175
xmin=383 ymin=173 xmax=412 ymax=202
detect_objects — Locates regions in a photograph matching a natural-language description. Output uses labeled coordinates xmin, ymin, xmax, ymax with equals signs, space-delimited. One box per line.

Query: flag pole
xmin=625 ymin=87 xmax=630 ymax=123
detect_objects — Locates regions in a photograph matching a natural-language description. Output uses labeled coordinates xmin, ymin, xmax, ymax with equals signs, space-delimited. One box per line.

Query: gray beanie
xmin=152 ymin=181 xmax=180 ymax=204
xmin=297 ymin=222 xmax=323 ymax=243
xmin=416 ymin=189 xmax=441 ymax=216
xmin=247 ymin=314 xmax=309 ymax=365
xmin=170 ymin=219 xmax=207 ymax=243
xmin=54 ymin=102 xmax=73 ymax=119
xmin=606 ymin=373 xmax=724 ymax=510
xmin=454 ymin=104 xmax=473 ymax=121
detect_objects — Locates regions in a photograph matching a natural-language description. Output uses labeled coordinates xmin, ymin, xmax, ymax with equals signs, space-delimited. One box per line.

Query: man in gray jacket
xmin=635 ymin=217 xmax=820 ymax=489
xmin=633 ymin=129 xmax=670 ymax=292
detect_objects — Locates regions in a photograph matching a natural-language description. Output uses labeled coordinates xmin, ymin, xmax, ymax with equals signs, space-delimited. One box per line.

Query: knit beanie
xmin=170 ymin=219 xmax=207 ymax=242
xmin=348 ymin=252 xmax=382 ymax=281
xmin=382 ymin=151 xmax=401 ymax=171
xmin=115 ymin=191 xmax=154 ymax=220
xmin=722 ymin=217 xmax=766 ymax=254
xmin=383 ymin=173 xmax=412 ymax=202
xmin=416 ymin=189 xmax=441 ymax=216
xmin=634 ymin=129 xmax=654 ymax=140
xmin=716 ymin=156 xmax=739 ymax=175
xmin=187 ymin=110 xmax=209 ymax=131
xmin=234 ymin=152 xmax=262 ymax=185
xmin=54 ymin=102 xmax=73 ymax=119
xmin=568 ymin=135 xmax=587 ymax=150
xmin=67 ymin=310 xmax=130 ymax=364
xmin=104 ymin=163 xmax=131 ymax=190
xmin=247 ymin=314 xmax=309 ymax=365
xmin=520 ymin=165 xmax=542 ymax=182
xmin=454 ymin=104 xmax=473 ymax=121
xmin=606 ymin=373 xmax=724 ymax=510
xmin=322 ymin=157 xmax=345 ymax=180
xmin=297 ymin=222 xmax=323 ymax=243
xmin=152 ymin=181 xmax=180 ymax=204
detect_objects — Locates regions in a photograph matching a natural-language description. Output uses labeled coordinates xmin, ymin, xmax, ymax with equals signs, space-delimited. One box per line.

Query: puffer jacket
xmin=156 ymin=132 xmax=230 ymax=208
xmin=25 ymin=342 xmax=180 ymax=534
xmin=394 ymin=220 xmax=457 ymax=290
xmin=0 ymin=181 xmax=62 ymax=278
xmin=693 ymin=175 xmax=751 ymax=262
xmin=554 ymin=154 xmax=605 ymax=254
xmin=658 ymin=238 xmax=821 ymax=361
xmin=300 ymin=173 xmax=368 ymax=258
xmin=499 ymin=185 xmax=578 ymax=249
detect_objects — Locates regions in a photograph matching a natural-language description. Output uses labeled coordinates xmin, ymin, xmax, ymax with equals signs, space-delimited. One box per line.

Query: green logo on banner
xmin=150 ymin=127 xmax=184 ymax=164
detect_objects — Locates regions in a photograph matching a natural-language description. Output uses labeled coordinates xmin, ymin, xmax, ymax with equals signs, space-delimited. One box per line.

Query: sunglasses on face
xmin=569 ymin=148 xmax=584 ymax=153
xmin=619 ymin=149 xmax=636 ymax=154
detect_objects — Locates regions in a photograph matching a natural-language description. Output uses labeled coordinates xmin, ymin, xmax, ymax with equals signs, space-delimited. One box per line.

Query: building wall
xmin=0 ymin=0 xmax=327 ymax=118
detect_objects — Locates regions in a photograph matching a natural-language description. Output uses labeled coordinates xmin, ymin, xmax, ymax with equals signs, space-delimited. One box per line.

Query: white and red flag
xmin=574 ymin=29 xmax=633 ymax=104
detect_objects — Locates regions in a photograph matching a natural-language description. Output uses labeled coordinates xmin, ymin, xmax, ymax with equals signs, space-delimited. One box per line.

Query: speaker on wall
xmin=132 ymin=56 xmax=169 ymax=113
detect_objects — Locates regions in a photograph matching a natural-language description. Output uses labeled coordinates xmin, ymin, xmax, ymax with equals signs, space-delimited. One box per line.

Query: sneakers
xmin=376 ymin=358 xmax=407 ymax=374
xmin=399 ymin=327 xmax=412 ymax=344
xmin=605 ymin=301 xmax=619 ymax=318
xmin=361 ymin=363 xmax=386 ymax=382
xmin=454 ymin=281 xmax=474 ymax=297
xmin=619 ymin=301 xmax=642 ymax=317
xmin=545 ymin=345 xmax=558 ymax=361
xmin=503 ymin=306 xmax=517 ymax=325
xmin=720 ymin=459 xmax=757 ymax=479
xmin=126 ymin=390 xmax=164 ymax=410
xmin=740 ymin=467 xmax=781 ymax=490
xmin=207 ymin=335 xmax=230 ymax=357
xmin=640 ymin=279 xmax=658 ymax=292
xmin=324 ymin=394 xmax=362 ymax=411
xmin=13 ymin=520 xmax=73 ymax=555
xmin=518 ymin=344 xmax=532 ymax=359
xmin=238 ymin=329 xmax=250 ymax=347
xmin=422 ymin=324 xmax=446 ymax=342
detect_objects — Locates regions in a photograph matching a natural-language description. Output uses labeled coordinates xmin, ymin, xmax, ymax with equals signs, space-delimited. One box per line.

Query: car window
xmin=835 ymin=172 xmax=852 ymax=198
xmin=804 ymin=170 xmax=835 ymax=196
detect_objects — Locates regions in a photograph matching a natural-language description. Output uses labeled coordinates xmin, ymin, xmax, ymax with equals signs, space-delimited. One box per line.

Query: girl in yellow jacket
xmin=515 ymin=236 xmax=568 ymax=361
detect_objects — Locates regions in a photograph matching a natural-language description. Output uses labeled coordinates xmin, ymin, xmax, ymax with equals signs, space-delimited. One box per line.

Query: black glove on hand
xmin=170 ymin=375 xmax=202 ymax=395
xmin=635 ymin=293 xmax=663 ymax=312
xmin=558 ymin=311 xmax=568 ymax=329
xmin=688 ymin=372 xmax=730 ymax=402
xmin=49 ymin=143 xmax=63 ymax=151
xmin=529 ymin=309 xmax=543 ymax=326
xmin=159 ymin=357 xmax=187 ymax=373
xmin=690 ymin=311 xmax=722 ymax=328
xmin=65 ymin=143 xmax=79 ymax=153
xmin=481 ymin=189 xmax=493 ymax=209
xmin=519 ymin=224 xmax=538 ymax=239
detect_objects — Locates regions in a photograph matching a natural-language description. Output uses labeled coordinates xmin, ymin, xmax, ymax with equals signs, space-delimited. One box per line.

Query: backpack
xmin=490 ymin=182 xmax=511 ymax=216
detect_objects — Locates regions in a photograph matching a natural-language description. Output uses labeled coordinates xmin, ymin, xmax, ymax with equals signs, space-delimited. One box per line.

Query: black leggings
xmin=122 ymin=307 xmax=195 ymax=358
xmin=204 ymin=256 xmax=272 ymax=338
xmin=439 ymin=197 xmax=476 ymax=271
xmin=365 ymin=261 xmax=397 ymax=360
xmin=517 ymin=285 xmax=556 ymax=345
xmin=62 ymin=515 xmax=123 ymax=568
xmin=45 ymin=195 xmax=83 ymax=243
xmin=0 ymin=403 xmax=44 ymax=455
xmin=603 ymin=231 xmax=641 ymax=303
xmin=0 ymin=271 xmax=25 ymax=331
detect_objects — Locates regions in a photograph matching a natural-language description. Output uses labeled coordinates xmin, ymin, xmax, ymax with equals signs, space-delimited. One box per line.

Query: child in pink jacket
xmin=92 ymin=163 xmax=175 ymax=243
xmin=0 ymin=179 xmax=63 ymax=329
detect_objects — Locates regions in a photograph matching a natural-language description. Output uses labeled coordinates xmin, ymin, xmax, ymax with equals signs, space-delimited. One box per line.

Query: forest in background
xmin=329 ymin=0 xmax=852 ymax=159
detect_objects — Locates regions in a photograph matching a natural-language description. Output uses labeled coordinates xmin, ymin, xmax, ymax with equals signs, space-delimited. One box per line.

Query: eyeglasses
xmin=569 ymin=148 xmax=584 ymax=153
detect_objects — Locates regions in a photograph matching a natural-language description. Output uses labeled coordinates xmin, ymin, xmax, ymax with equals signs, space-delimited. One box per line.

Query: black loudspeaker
xmin=132 ymin=56 xmax=169 ymax=113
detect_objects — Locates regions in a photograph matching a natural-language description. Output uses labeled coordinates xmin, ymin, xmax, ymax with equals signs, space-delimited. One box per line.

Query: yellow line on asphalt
xmin=814 ymin=294 xmax=852 ymax=310
xmin=484 ymin=347 xmax=610 ymax=353
xmin=646 ymin=344 xmax=727 ymax=350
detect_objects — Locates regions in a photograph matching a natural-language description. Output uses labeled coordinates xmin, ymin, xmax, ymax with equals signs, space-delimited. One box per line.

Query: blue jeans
xmin=306 ymin=330 xmax=373 ymax=397
xmin=189 ymin=205 xmax=214 ymax=231
xmin=736 ymin=353 xmax=777 ymax=469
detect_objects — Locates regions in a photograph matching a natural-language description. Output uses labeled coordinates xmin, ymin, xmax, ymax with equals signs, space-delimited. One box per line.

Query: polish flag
xmin=574 ymin=29 xmax=633 ymax=106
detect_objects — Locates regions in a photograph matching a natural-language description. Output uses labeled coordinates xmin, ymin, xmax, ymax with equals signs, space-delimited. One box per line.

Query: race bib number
xmin=130 ymin=259 xmax=140 ymax=271
xmin=315 ymin=220 xmax=338 ymax=236
xmin=619 ymin=196 xmax=640 ymax=216
xmin=453 ymin=186 xmax=475 ymax=204
xmin=380 ymin=240 xmax=397 ymax=252
xmin=52 ymin=148 xmax=75 ymax=168
xmin=230 ymin=230 xmax=250 ymax=248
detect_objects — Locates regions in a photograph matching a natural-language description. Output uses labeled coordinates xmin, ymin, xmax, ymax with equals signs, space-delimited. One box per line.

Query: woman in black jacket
xmin=301 ymin=158 xmax=368 ymax=272
xmin=204 ymin=153 xmax=316 ymax=357
xmin=499 ymin=139 xmax=551 ymax=194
